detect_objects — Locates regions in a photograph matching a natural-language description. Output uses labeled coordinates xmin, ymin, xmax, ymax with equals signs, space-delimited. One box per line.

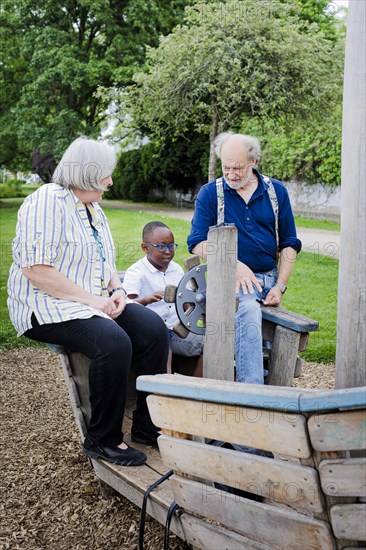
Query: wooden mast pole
xmin=335 ymin=0 xmax=366 ymax=388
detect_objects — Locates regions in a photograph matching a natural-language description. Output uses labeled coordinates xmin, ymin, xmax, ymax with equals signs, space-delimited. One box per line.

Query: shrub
xmin=110 ymin=134 xmax=207 ymax=202
xmin=0 ymin=180 xmax=24 ymax=198
xmin=241 ymin=108 xmax=342 ymax=186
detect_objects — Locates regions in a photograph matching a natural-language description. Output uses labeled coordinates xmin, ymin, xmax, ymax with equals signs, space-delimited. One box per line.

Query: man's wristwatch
xmin=108 ymin=287 xmax=127 ymax=297
xmin=275 ymin=282 xmax=287 ymax=294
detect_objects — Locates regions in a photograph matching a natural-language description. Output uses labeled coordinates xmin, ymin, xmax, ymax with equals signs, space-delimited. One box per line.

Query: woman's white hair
xmin=53 ymin=137 xmax=117 ymax=191
xmin=214 ymin=132 xmax=261 ymax=162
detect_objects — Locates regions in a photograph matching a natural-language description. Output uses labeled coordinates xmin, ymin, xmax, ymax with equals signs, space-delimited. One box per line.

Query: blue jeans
xmin=235 ymin=268 xmax=278 ymax=384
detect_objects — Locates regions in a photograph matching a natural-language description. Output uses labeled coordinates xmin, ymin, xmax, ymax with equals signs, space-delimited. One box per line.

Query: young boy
xmin=123 ymin=221 xmax=204 ymax=376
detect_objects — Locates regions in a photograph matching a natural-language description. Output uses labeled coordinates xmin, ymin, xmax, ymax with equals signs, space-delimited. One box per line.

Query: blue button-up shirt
xmin=187 ymin=171 xmax=301 ymax=273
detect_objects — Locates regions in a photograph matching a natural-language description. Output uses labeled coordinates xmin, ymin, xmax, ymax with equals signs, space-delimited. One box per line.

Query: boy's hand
xmin=143 ymin=291 xmax=164 ymax=305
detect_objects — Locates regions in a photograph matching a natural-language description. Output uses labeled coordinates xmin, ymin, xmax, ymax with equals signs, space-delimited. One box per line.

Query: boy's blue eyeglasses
xmin=144 ymin=243 xmax=178 ymax=253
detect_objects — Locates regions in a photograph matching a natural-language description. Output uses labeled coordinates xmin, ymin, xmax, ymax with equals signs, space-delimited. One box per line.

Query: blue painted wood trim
xmin=299 ymin=387 xmax=366 ymax=412
xmin=138 ymin=375 xmax=366 ymax=413
xmin=139 ymin=375 xmax=304 ymax=411
xmin=260 ymin=305 xmax=319 ymax=333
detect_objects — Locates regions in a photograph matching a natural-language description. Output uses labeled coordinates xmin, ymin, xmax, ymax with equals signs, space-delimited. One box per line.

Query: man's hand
xmin=262 ymin=286 xmax=282 ymax=307
xmin=236 ymin=261 xmax=262 ymax=294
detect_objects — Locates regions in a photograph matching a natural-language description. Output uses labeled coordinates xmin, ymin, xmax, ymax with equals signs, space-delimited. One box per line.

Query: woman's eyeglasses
xmin=144 ymin=243 xmax=178 ymax=253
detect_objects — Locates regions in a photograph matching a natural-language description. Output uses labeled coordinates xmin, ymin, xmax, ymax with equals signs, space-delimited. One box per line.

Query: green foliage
xmin=242 ymin=106 xmax=342 ymax=186
xmin=0 ymin=0 xmax=192 ymax=168
xmin=292 ymin=0 xmax=339 ymax=41
xmin=117 ymin=0 xmax=342 ymax=171
xmin=110 ymin=135 xmax=208 ymax=201
xmin=0 ymin=180 xmax=24 ymax=198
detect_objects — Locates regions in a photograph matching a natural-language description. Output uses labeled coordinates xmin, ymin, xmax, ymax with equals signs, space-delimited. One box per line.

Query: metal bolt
xmin=178 ymin=292 xmax=183 ymax=297
xmin=195 ymin=267 xmax=201 ymax=272
xmin=187 ymin=322 xmax=191 ymax=327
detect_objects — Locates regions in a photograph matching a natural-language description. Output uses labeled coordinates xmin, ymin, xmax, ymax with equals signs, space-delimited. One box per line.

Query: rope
xmin=138 ymin=469 xmax=174 ymax=550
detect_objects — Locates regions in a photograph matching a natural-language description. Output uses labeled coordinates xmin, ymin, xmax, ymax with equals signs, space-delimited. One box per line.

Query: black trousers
xmin=25 ymin=304 xmax=169 ymax=446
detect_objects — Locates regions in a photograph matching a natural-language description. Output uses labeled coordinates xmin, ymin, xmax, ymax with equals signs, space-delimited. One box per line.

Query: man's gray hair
xmin=53 ymin=137 xmax=117 ymax=191
xmin=214 ymin=132 xmax=261 ymax=162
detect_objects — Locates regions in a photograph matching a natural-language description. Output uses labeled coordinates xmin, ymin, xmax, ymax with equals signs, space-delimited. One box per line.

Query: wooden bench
xmin=138 ymin=374 xmax=366 ymax=550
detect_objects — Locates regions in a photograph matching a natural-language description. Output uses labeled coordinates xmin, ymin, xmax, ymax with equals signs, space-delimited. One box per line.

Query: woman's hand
xmin=109 ymin=289 xmax=127 ymax=318
xmin=236 ymin=261 xmax=262 ymax=295
xmin=87 ymin=291 xmax=126 ymax=319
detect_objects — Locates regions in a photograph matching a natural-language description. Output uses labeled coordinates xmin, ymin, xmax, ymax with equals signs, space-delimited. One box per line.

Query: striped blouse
xmin=7 ymin=183 xmax=116 ymax=336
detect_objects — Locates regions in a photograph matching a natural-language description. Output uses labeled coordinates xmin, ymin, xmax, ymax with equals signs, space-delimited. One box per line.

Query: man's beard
xmin=226 ymin=169 xmax=253 ymax=190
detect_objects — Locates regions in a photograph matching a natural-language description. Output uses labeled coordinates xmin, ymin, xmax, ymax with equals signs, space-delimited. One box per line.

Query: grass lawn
xmin=294 ymin=216 xmax=339 ymax=232
xmin=0 ymin=199 xmax=338 ymax=363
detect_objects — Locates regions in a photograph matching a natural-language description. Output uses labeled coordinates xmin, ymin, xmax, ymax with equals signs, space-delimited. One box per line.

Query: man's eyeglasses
xmin=144 ymin=243 xmax=178 ymax=253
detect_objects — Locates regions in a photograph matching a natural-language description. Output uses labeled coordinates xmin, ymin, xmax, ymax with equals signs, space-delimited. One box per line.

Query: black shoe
xmin=131 ymin=426 xmax=160 ymax=448
xmin=83 ymin=437 xmax=147 ymax=466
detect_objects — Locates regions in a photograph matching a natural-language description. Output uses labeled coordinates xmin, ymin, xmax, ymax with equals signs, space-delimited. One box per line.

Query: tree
xmin=117 ymin=0 xmax=342 ymax=180
xmin=0 ymin=0 xmax=192 ymax=170
xmin=0 ymin=4 xmax=28 ymax=171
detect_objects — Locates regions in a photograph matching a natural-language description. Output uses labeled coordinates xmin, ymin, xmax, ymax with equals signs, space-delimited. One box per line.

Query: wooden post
xmin=203 ymin=225 xmax=237 ymax=380
xmin=336 ymin=0 xmax=366 ymax=388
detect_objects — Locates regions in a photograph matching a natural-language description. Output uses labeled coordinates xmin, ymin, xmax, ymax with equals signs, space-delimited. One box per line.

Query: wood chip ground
xmin=0 ymin=348 xmax=335 ymax=549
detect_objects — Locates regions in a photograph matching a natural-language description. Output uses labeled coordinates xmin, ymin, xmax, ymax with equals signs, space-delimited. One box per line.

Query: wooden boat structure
xmin=53 ymin=4 xmax=365 ymax=548
xmin=54 ymin=223 xmax=366 ymax=549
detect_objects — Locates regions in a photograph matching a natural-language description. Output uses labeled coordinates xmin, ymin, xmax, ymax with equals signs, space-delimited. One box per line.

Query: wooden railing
xmin=139 ymin=374 xmax=366 ymax=550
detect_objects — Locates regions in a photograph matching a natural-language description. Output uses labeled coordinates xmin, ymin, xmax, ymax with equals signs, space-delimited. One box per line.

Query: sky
xmin=327 ymin=0 xmax=348 ymax=19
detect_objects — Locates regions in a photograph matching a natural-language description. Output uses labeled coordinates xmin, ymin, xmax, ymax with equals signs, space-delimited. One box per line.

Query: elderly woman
xmin=7 ymin=137 xmax=169 ymax=467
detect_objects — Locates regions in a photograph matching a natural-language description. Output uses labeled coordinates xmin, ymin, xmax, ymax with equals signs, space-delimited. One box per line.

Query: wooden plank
xmin=308 ymin=410 xmax=366 ymax=451
xmin=171 ymin=476 xmax=335 ymax=550
xmin=158 ymin=436 xmax=324 ymax=513
xmin=58 ymin=352 xmax=72 ymax=376
xmin=300 ymin=387 xmax=366 ymax=413
xmin=139 ymin=375 xmax=366 ymax=412
xmin=138 ymin=374 xmax=310 ymax=411
xmin=180 ymin=514 xmax=273 ymax=550
xmin=319 ymin=458 xmax=366 ymax=497
xmin=265 ymin=326 xmax=300 ymax=386
xmin=147 ymin=395 xmax=312 ymax=458
xmin=260 ymin=305 xmax=319 ymax=333
xmin=59 ymin=355 xmax=87 ymax=439
xmin=68 ymin=352 xmax=92 ymax=423
xmin=299 ymin=332 xmax=310 ymax=352
xmin=204 ymin=225 xmax=237 ymax=381
xmin=330 ymin=504 xmax=366 ymax=541
xmin=59 ymin=356 xmax=81 ymax=407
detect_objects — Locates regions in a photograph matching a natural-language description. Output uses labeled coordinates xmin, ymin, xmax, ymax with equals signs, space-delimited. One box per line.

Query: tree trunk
xmin=335 ymin=0 xmax=366 ymax=389
xmin=207 ymin=109 xmax=219 ymax=181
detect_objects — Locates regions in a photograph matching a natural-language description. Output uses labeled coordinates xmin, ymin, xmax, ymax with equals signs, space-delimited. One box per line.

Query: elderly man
xmin=187 ymin=132 xmax=301 ymax=384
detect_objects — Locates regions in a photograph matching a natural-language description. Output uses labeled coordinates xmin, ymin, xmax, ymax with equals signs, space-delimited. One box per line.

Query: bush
xmin=110 ymin=134 xmax=208 ymax=202
xmin=0 ymin=180 xmax=24 ymax=198
xmin=241 ymin=109 xmax=342 ymax=186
